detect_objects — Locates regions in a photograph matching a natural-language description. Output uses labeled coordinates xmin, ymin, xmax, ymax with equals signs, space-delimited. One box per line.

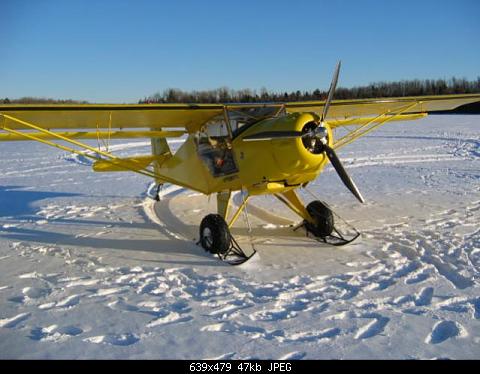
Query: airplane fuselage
xmin=157 ymin=112 xmax=332 ymax=195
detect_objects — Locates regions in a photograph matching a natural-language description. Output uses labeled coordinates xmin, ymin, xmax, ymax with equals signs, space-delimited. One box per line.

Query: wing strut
xmin=0 ymin=113 xmax=193 ymax=189
xmin=333 ymin=101 xmax=423 ymax=150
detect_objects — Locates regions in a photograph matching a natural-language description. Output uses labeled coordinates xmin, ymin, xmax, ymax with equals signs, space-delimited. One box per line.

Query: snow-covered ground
xmin=0 ymin=115 xmax=479 ymax=359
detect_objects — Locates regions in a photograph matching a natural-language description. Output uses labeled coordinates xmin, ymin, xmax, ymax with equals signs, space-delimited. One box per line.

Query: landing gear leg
xmin=154 ymin=184 xmax=163 ymax=202
xmin=275 ymin=190 xmax=360 ymax=246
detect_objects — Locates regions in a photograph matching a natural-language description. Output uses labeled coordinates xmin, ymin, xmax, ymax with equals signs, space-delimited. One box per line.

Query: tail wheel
xmin=306 ymin=201 xmax=334 ymax=238
xmin=200 ymin=214 xmax=231 ymax=254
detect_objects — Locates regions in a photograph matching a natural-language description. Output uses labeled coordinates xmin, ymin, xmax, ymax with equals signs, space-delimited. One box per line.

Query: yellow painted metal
xmin=155 ymin=136 xmax=212 ymax=193
xmin=0 ymin=104 xmax=224 ymax=133
xmin=151 ymin=133 xmax=172 ymax=185
xmin=0 ymin=130 xmax=185 ymax=141
xmin=332 ymin=102 xmax=421 ymax=150
xmin=223 ymin=107 xmax=234 ymax=139
xmin=153 ymin=112 xmax=330 ymax=195
xmin=266 ymin=182 xmax=290 ymax=194
xmin=92 ymin=155 xmax=171 ymax=172
xmin=1 ymin=93 xmax=479 ymax=203
xmin=154 ymin=112 xmax=328 ymax=196
xmin=274 ymin=190 xmax=312 ymax=223
xmin=1 ymin=94 xmax=478 ymax=135
xmin=228 ymin=195 xmax=250 ymax=228
xmin=0 ymin=125 xmax=160 ymax=180
xmin=0 ymin=114 xmax=187 ymax=187
xmin=234 ymin=112 xmax=331 ymax=195
xmin=217 ymin=191 xmax=232 ymax=220
xmin=162 ymin=103 xmax=429 ymax=197
xmin=328 ymin=113 xmax=427 ymax=128
xmin=2 ymin=113 xmax=135 ymax=162
xmin=285 ymin=94 xmax=480 ymax=118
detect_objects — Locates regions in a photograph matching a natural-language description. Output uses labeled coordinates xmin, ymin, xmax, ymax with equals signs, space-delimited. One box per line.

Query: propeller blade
xmin=242 ymin=130 xmax=303 ymax=142
xmin=321 ymin=61 xmax=341 ymax=123
xmin=324 ymin=144 xmax=365 ymax=203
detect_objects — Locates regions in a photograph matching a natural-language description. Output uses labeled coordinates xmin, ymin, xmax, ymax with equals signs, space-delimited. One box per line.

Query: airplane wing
xmin=0 ymin=103 xmax=225 ymax=134
xmin=285 ymin=93 xmax=480 ymax=149
xmin=285 ymin=93 xmax=480 ymax=117
xmin=1 ymin=94 xmax=478 ymax=181
xmin=0 ymin=103 xmax=229 ymax=185
xmin=2 ymin=93 xmax=478 ymax=136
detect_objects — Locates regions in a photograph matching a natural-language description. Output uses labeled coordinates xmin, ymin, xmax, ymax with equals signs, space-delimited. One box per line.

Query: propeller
xmin=242 ymin=61 xmax=365 ymax=204
xmin=323 ymin=142 xmax=364 ymax=204
xmin=320 ymin=61 xmax=341 ymax=125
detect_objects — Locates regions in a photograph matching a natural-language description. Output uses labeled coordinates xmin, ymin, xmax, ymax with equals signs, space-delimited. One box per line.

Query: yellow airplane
xmin=1 ymin=63 xmax=480 ymax=264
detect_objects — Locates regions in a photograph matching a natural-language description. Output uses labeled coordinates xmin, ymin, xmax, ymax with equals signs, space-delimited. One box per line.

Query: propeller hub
xmin=314 ymin=125 xmax=328 ymax=143
xmin=301 ymin=121 xmax=329 ymax=154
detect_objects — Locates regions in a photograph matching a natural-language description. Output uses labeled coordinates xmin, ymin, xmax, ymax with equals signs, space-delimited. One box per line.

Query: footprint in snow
xmin=415 ymin=287 xmax=434 ymax=306
xmin=200 ymin=322 xmax=234 ymax=333
xmin=208 ymin=301 xmax=251 ymax=319
xmin=56 ymin=294 xmax=81 ymax=309
xmin=147 ymin=311 xmax=193 ymax=328
xmin=251 ymin=299 xmax=309 ymax=322
xmin=94 ymin=287 xmax=129 ymax=297
xmin=8 ymin=295 xmax=26 ymax=304
xmin=308 ymin=301 xmax=330 ymax=315
xmin=200 ymin=321 xmax=283 ymax=341
xmin=285 ymin=327 xmax=341 ymax=343
xmin=0 ymin=313 xmax=31 ymax=328
xmin=405 ymin=268 xmax=432 ymax=285
xmin=83 ymin=333 xmax=140 ymax=346
xmin=425 ymin=321 xmax=467 ymax=344
xmin=473 ymin=298 xmax=480 ymax=320
xmin=107 ymin=299 xmax=139 ymax=312
xmin=251 ymin=308 xmax=298 ymax=322
xmin=170 ymin=300 xmax=191 ymax=313
xmin=21 ymin=286 xmax=52 ymax=300
xmin=64 ymin=278 xmax=100 ymax=288
xmin=278 ymin=351 xmax=306 ymax=360
xmin=355 ymin=314 xmax=390 ymax=340
xmin=30 ymin=325 xmax=83 ymax=342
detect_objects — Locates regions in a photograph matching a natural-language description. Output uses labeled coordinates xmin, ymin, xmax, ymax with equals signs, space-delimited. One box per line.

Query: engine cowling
xmin=233 ymin=112 xmax=333 ymax=191
xmin=268 ymin=113 xmax=332 ymax=180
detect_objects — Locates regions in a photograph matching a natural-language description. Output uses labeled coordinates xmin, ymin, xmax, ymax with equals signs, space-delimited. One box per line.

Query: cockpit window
xmin=229 ymin=106 xmax=281 ymax=139
xmin=203 ymin=120 xmax=230 ymax=137
xmin=194 ymin=106 xmax=280 ymax=177
xmin=195 ymin=130 xmax=239 ymax=177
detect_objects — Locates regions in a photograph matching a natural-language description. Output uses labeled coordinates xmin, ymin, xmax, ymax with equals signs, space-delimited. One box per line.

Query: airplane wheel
xmin=199 ymin=214 xmax=231 ymax=255
xmin=306 ymin=201 xmax=334 ymax=238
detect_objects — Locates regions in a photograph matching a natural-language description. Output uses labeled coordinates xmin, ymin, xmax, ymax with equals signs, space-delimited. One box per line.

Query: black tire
xmin=199 ymin=214 xmax=231 ymax=254
xmin=306 ymin=201 xmax=334 ymax=238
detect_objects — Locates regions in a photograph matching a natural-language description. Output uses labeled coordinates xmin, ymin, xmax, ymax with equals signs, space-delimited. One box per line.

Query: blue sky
xmin=1 ymin=0 xmax=479 ymax=103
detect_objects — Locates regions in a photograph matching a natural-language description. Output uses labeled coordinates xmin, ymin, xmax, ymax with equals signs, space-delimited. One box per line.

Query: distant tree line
xmin=3 ymin=77 xmax=479 ymax=106
xmin=1 ymin=97 xmax=88 ymax=104
xmin=139 ymin=77 xmax=480 ymax=104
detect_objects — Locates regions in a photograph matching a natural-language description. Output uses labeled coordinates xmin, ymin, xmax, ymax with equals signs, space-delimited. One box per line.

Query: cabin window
xmin=195 ymin=130 xmax=239 ymax=177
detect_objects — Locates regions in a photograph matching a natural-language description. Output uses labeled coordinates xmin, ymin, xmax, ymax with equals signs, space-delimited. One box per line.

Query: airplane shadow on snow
xmin=0 ymin=185 xmax=81 ymax=218
xmin=0 ymin=185 xmax=330 ymax=267
xmin=0 ymin=225 xmax=228 ymax=267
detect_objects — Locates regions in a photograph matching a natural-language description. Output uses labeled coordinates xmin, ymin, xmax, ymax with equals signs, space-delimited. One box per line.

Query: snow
xmin=0 ymin=115 xmax=479 ymax=359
